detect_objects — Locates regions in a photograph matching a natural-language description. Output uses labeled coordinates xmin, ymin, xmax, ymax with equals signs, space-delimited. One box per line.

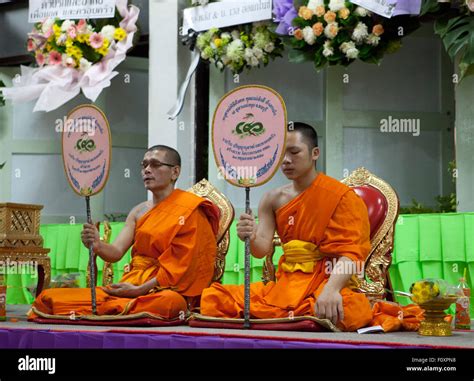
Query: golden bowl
xmin=417 ymin=296 xmax=458 ymax=336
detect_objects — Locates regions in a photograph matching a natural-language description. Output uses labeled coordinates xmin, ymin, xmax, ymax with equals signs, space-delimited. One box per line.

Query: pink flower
xmin=35 ymin=52 xmax=45 ymax=66
xmin=67 ymin=26 xmax=77 ymax=39
xmin=89 ymin=32 xmax=104 ymax=49
xmin=27 ymin=39 xmax=36 ymax=52
xmin=49 ymin=51 xmax=62 ymax=65
xmin=44 ymin=27 xmax=53 ymax=38
xmin=77 ymin=19 xmax=87 ymax=33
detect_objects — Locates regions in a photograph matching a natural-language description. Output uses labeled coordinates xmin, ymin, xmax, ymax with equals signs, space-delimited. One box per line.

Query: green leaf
xmin=288 ymin=48 xmax=314 ymax=63
xmin=440 ymin=16 xmax=474 ymax=62
xmin=420 ymin=0 xmax=440 ymax=16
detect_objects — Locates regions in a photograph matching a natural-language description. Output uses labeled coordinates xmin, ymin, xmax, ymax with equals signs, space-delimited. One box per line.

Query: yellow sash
xmin=280 ymin=240 xmax=324 ymax=273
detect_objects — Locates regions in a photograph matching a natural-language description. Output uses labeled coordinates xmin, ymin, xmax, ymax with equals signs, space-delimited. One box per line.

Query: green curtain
xmin=3 ymin=213 xmax=473 ymax=316
xmin=389 ymin=213 xmax=474 ymax=314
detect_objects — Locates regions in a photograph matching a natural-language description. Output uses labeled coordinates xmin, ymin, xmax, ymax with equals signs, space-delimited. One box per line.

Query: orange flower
xmin=294 ymin=29 xmax=304 ymax=40
xmin=315 ymin=5 xmax=326 ymax=17
xmin=324 ymin=11 xmax=337 ymax=23
xmin=372 ymin=24 xmax=384 ymax=36
xmin=312 ymin=22 xmax=324 ymax=37
xmin=338 ymin=8 xmax=350 ymax=19
xmin=298 ymin=6 xmax=314 ymax=20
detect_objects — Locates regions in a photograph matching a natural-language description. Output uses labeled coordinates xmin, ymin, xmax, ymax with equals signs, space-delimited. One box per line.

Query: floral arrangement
xmin=195 ymin=23 xmax=284 ymax=74
xmin=28 ymin=18 xmax=128 ymax=72
xmin=287 ymin=0 xmax=412 ymax=69
xmin=409 ymin=279 xmax=461 ymax=305
xmin=187 ymin=0 xmax=283 ymax=74
xmin=0 ymin=0 xmax=139 ymax=112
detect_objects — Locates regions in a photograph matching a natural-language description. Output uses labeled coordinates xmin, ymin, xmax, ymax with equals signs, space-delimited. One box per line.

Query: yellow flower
xmin=315 ymin=5 xmax=326 ymax=17
xmin=298 ymin=6 xmax=314 ymax=20
xmin=76 ymin=34 xmax=86 ymax=43
xmin=338 ymin=8 xmax=350 ymax=19
xmin=66 ymin=45 xmax=83 ymax=60
xmin=102 ymin=38 xmax=110 ymax=49
xmin=97 ymin=45 xmax=109 ymax=56
xmin=114 ymin=28 xmax=127 ymax=41
xmin=65 ymin=38 xmax=74 ymax=48
xmin=214 ymin=38 xmax=223 ymax=48
xmin=324 ymin=11 xmax=337 ymax=23
xmin=53 ymin=24 xmax=62 ymax=38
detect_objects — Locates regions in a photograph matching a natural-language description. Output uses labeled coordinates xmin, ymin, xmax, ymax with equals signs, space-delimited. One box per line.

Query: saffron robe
xmin=29 ymin=189 xmax=219 ymax=320
xmin=201 ymin=173 xmax=374 ymax=331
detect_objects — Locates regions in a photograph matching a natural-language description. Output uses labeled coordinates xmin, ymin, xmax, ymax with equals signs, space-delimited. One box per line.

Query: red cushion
xmin=30 ymin=317 xmax=186 ymax=327
xmin=188 ymin=319 xmax=329 ymax=332
xmin=352 ymin=185 xmax=388 ymax=239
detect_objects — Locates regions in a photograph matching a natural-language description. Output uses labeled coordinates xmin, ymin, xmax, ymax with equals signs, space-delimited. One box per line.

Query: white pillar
xmin=148 ymin=0 xmax=196 ymax=190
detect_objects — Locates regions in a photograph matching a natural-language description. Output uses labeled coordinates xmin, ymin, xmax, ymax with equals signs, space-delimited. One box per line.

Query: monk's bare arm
xmin=81 ymin=204 xmax=141 ymax=263
xmin=251 ymin=192 xmax=277 ymax=258
xmin=237 ymin=191 xmax=276 ymax=259
xmin=315 ymin=257 xmax=357 ymax=324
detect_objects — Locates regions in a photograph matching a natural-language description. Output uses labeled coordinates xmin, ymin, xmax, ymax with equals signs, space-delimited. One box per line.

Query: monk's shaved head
xmin=146 ymin=145 xmax=181 ymax=167
xmin=288 ymin=122 xmax=318 ymax=151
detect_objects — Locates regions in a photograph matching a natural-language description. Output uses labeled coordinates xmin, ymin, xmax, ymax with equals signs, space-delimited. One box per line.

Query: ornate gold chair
xmin=190 ymin=167 xmax=399 ymax=331
xmin=263 ymin=167 xmax=399 ymax=301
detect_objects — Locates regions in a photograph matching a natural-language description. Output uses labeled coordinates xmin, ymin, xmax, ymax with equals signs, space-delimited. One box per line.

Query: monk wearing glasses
xmin=29 ymin=145 xmax=219 ymax=321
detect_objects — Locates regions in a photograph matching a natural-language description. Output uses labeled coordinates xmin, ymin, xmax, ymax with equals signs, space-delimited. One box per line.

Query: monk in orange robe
xmin=201 ymin=123 xmax=422 ymax=332
xmin=29 ymin=145 xmax=219 ymax=321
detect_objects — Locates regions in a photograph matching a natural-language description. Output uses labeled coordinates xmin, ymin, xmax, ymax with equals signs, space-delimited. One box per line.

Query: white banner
xmin=182 ymin=0 xmax=273 ymax=35
xmin=350 ymin=0 xmax=397 ymax=18
xmin=29 ymin=0 xmax=116 ymax=23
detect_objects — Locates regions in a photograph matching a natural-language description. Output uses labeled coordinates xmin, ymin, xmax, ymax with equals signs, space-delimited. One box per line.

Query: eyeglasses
xmin=141 ymin=159 xmax=176 ymax=170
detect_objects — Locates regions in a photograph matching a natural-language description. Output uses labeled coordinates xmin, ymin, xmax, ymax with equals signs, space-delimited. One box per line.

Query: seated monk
xmin=29 ymin=145 xmax=219 ymax=321
xmin=201 ymin=123 xmax=402 ymax=332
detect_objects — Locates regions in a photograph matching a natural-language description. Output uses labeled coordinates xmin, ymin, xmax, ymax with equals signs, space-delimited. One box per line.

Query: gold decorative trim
xmin=188 ymin=179 xmax=235 ymax=283
xmin=0 ymin=203 xmax=44 ymax=247
xmin=31 ymin=306 xmax=186 ymax=323
xmin=341 ymin=167 xmax=399 ymax=300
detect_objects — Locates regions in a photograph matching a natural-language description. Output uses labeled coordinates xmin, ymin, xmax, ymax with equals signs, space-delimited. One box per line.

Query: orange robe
xmin=29 ymin=189 xmax=219 ymax=321
xmin=201 ymin=173 xmax=374 ymax=331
